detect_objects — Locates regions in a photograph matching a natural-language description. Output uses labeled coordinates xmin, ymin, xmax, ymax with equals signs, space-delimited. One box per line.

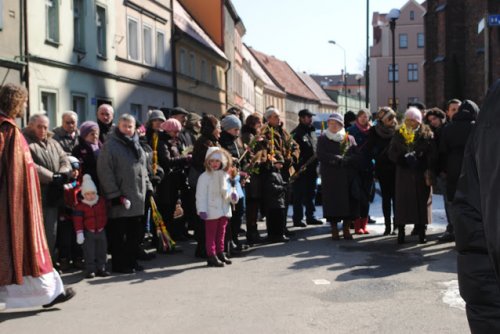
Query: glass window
xmin=410 ymin=10 xmax=415 ymax=21
xmin=96 ymin=6 xmax=106 ymax=57
xmin=143 ymin=25 xmax=153 ymax=65
xmin=417 ymin=33 xmax=425 ymax=48
xmin=127 ymin=17 xmax=140 ymax=61
xmin=156 ymin=31 xmax=165 ymax=68
xmin=189 ymin=53 xmax=196 ymax=78
xmin=72 ymin=94 xmax=87 ymax=121
xmin=41 ymin=91 xmax=57 ymax=126
xmin=408 ymin=63 xmax=419 ymax=82
xmin=399 ymin=34 xmax=408 ymax=49
xmin=179 ymin=49 xmax=187 ymax=74
xmin=389 ymin=64 xmax=399 ymax=82
xmin=0 ymin=0 xmax=3 ymax=31
xmin=46 ymin=0 xmax=59 ymax=43
xmin=211 ymin=65 xmax=217 ymax=87
xmin=201 ymin=59 xmax=207 ymax=82
xmin=73 ymin=0 xmax=85 ymax=51
xmin=130 ymin=103 xmax=142 ymax=121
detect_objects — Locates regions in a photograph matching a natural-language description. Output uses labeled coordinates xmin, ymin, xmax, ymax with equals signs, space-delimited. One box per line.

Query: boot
xmin=207 ymin=255 xmax=224 ymax=267
xmin=383 ymin=219 xmax=391 ymax=236
xmin=418 ymin=225 xmax=427 ymax=244
xmin=391 ymin=224 xmax=397 ymax=235
xmin=331 ymin=223 xmax=340 ymax=240
xmin=397 ymin=226 xmax=405 ymax=244
xmin=217 ymin=253 xmax=232 ymax=265
xmin=354 ymin=218 xmax=364 ymax=235
xmin=343 ymin=221 xmax=353 ymax=240
xmin=246 ymin=226 xmax=264 ymax=245
xmin=361 ymin=218 xmax=370 ymax=234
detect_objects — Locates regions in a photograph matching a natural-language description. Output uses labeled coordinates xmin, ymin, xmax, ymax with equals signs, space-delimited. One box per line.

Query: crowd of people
xmin=0 ymin=81 xmax=483 ymax=313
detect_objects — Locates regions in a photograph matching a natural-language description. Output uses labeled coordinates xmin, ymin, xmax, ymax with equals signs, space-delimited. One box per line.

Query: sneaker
xmin=43 ymin=288 xmax=76 ymax=308
xmin=96 ymin=270 xmax=111 ymax=277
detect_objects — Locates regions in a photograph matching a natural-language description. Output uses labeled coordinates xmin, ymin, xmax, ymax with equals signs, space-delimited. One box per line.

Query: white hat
xmin=205 ymin=147 xmax=227 ymax=167
xmin=80 ymin=174 xmax=97 ymax=195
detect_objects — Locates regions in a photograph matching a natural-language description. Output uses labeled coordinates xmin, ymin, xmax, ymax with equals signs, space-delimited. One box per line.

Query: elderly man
xmin=0 ymin=84 xmax=74 ymax=309
xmin=23 ymin=114 xmax=71 ymax=261
xmin=96 ymin=104 xmax=114 ymax=142
xmin=52 ymin=111 xmax=79 ymax=153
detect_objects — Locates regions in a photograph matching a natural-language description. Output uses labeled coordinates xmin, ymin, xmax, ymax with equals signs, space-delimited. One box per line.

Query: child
xmin=263 ymin=155 xmax=289 ymax=243
xmin=73 ymin=174 xmax=110 ymax=278
xmin=196 ymin=147 xmax=239 ymax=267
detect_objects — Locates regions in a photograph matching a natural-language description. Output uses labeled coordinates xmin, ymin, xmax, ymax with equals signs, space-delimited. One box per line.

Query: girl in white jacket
xmin=196 ymin=147 xmax=239 ymax=267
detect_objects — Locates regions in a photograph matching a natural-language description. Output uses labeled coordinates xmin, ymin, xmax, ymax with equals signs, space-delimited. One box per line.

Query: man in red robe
xmin=0 ymin=83 xmax=75 ymax=309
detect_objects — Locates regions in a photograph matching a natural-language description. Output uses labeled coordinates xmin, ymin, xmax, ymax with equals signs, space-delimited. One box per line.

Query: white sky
xmin=232 ymin=0 xmax=413 ymax=76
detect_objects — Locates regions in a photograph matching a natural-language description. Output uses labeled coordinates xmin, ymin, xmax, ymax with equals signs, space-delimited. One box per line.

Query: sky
xmin=232 ymin=0 xmax=414 ymax=76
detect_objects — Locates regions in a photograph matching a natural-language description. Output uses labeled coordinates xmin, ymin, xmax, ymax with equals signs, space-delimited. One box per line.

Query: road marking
xmin=313 ymin=279 xmax=331 ymax=285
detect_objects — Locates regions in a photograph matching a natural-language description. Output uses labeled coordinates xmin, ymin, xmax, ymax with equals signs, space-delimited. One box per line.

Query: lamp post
xmin=328 ymin=40 xmax=348 ymax=114
xmin=387 ymin=9 xmax=400 ymax=111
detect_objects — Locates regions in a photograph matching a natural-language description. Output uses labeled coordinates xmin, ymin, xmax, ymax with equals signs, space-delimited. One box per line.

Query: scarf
xmin=82 ymin=195 xmax=99 ymax=207
xmin=355 ymin=120 xmax=371 ymax=135
xmin=115 ymin=128 xmax=141 ymax=160
xmin=324 ymin=128 xmax=346 ymax=143
xmin=375 ymin=122 xmax=396 ymax=139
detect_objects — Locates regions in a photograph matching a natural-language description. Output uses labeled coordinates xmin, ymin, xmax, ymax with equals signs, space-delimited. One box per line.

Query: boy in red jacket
xmin=73 ymin=174 xmax=110 ymax=278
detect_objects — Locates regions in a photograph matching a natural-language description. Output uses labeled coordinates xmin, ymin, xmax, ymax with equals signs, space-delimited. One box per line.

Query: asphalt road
xmin=0 ymin=220 xmax=469 ymax=334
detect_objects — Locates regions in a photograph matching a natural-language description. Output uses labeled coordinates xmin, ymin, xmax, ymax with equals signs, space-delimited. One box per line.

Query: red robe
xmin=0 ymin=113 xmax=53 ymax=286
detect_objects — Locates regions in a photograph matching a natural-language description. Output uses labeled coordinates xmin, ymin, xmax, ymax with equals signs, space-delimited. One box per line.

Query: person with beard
xmin=365 ymin=107 xmax=398 ymax=235
xmin=453 ymin=80 xmax=500 ymax=333
xmin=388 ymin=107 xmax=438 ymax=244
xmin=96 ymin=104 xmax=115 ymax=143
xmin=97 ymin=114 xmax=153 ymax=273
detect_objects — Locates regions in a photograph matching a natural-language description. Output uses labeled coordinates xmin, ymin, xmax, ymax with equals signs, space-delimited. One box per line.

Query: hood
xmin=453 ymin=99 xmax=479 ymax=122
xmin=204 ymin=146 xmax=232 ymax=172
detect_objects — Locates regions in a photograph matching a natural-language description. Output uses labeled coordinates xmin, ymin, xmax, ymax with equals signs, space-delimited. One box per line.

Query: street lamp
xmin=387 ymin=9 xmax=400 ymax=111
xmin=328 ymin=40 xmax=348 ymax=114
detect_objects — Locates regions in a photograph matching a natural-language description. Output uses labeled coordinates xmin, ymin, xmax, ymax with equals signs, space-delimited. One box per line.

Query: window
xmin=143 ymin=25 xmax=153 ymax=65
xmin=179 ymin=49 xmax=187 ymax=74
xmin=130 ymin=103 xmax=142 ymax=121
xmin=200 ymin=59 xmax=207 ymax=82
xmin=127 ymin=17 xmax=140 ymax=61
xmin=156 ymin=31 xmax=165 ymax=68
xmin=408 ymin=63 xmax=419 ymax=82
xmin=0 ymin=0 xmax=3 ymax=30
xmin=408 ymin=97 xmax=419 ymax=104
xmin=96 ymin=6 xmax=106 ymax=57
xmin=417 ymin=33 xmax=425 ymax=48
xmin=41 ymin=91 xmax=57 ymax=126
xmin=73 ymin=0 xmax=85 ymax=51
xmin=46 ymin=0 xmax=59 ymax=43
xmin=211 ymin=65 xmax=218 ymax=87
xmin=410 ymin=10 xmax=415 ymax=21
xmin=389 ymin=64 xmax=399 ymax=82
xmin=399 ymin=34 xmax=408 ymax=49
xmin=189 ymin=53 xmax=196 ymax=78
xmin=72 ymin=94 xmax=87 ymax=121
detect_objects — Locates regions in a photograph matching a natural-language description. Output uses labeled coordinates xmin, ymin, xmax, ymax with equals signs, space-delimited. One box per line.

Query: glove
xmin=404 ymin=151 xmax=417 ymax=168
xmin=52 ymin=173 xmax=68 ymax=185
xmin=76 ymin=232 xmax=85 ymax=245
xmin=230 ymin=192 xmax=239 ymax=204
xmin=120 ymin=196 xmax=131 ymax=210
xmin=199 ymin=212 xmax=208 ymax=220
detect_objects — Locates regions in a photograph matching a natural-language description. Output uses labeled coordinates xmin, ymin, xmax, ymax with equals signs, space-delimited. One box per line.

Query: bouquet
xmin=399 ymin=123 xmax=416 ymax=152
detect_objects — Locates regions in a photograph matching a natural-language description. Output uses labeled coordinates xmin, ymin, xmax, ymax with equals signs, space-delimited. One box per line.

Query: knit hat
xmin=221 ymin=114 xmax=242 ymax=131
xmin=405 ymin=107 xmax=423 ymax=124
xmin=161 ymin=118 xmax=182 ymax=132
xmin=68 ymin=156 xmax=80 ymax=170
xmin=205 ymin=146 xmax=228 ymax=168
xmin=79 ymin=121 xmax=99 ymax=139
xmin=148 ymin=109 xmax=166 ymax=123
xmin=81 ymin=174 xmax=97 ymax=195
xmin=264 ymin=107 xmax=280 ymax=120
xmin=328 ymin=113 xmax=344 ymax=126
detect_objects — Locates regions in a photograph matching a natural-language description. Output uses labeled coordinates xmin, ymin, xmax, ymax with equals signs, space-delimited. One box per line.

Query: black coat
xmin=262 ymin=168 xmax=286 ymax=209
xmin=219 ymin=131 xmax=243 ymax=166
xmin=454 ymin=80 xmax=500 ymax=333
xmin=365 ymin=125 xmax=396 ymax=178
xmin=439 ymin=111 xmax=475 ymax=200
xmin=291 ymin=123 xmax=317 ymax=177
xmin=72 ymin=138 xmax=101 ymax=189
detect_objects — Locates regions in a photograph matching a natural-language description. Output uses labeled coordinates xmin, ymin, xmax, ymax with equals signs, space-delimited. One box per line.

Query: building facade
xmin=0 ymin=0 xmax=25 ymax=88
xmin=370 ymin=0 xmax=426 ymax=113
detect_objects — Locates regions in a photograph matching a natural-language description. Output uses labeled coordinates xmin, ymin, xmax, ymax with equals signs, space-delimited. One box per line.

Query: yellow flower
xmin=399 ymin=123 xmax=415 ymax=147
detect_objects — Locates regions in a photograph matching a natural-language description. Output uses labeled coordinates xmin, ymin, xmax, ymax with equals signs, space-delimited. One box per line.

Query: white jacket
xmin=196 ymin=170 xmax=237 ymax=220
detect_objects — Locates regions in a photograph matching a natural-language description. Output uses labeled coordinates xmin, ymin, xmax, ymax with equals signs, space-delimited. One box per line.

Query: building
xmin=296 ymin=72 xmax=338 ymax=114
xmin=370 ymin=0 xmax=426 ymax=113
xmin=0 ymin=0 xmax=25 ymax=89
xmin=311 ymin=73 xmax=366 ymax=113
xmin=173 ymin=0 xmax=228 ymax=116
xmin=424 ymin=0 xmax=500 ymax=108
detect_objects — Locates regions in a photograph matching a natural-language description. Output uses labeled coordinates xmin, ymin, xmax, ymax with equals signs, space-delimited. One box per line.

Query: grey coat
xmin=52 ymin=126 xmax=79 ymax=153
xmin=97 ymin=130 xmax=152 ymax=219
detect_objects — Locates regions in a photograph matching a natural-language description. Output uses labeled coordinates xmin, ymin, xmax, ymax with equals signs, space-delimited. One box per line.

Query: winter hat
xmin=328 ymin=113 xmax=344 ymax=126
xmin=170 ymin=107 xmax=189 ymax=116
xmin=68 ymin=156 xmax=80 ymax=170
xmin=79 ymin=121 xmax=99 ymax=139
xmin=457 ymin=99 xmax=479 ymax=117
xmin=81 ymin=174 xmax=97 ymax=195
xmin=424 ymin=107 xmax=446 ymax=123
xmin=200 ymin=114 xmax=220 ymax=137
xmin=205 ymin=146 xmax=228 ymax=168
xmin=264 ymin=107 xmax=280 ymax=120
xmin=161 ymin=118 xmax=182 ymax=132
xmin=188 ymin=112 xmax=202 ymax=124
xmin=221 ymin=114 xmax=242 ymax=131
xmin=405 ymin=107 xmax=423 ymax=124
xmin=148 ymin=109 xmax=166 ymax=123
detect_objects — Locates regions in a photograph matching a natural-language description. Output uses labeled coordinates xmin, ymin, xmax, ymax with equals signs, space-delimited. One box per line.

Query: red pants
xmin=204 ymin=217 xmax=228 ymax=257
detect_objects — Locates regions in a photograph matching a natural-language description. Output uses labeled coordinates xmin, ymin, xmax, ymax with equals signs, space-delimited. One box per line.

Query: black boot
xmin=207 ymin=255 xmax=224 ymax=267
xmin=217 ymin=253 xmax=232 ymax=265
xmin=383 ymin=219 xmax=391 ymax=236
xmin=397 ymin=226 xmax=405 ymax=244
xmin=418 ymin=225 xmax=427 ymax=244
xmin=246 ymin=227 xmax=264 ymax=245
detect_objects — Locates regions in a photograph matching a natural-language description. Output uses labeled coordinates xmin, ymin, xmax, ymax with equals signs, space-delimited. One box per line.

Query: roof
xmin=242 ymin=44 xmax=285 ymax=96
xmin=249 ymin=48 xmax=318 ymax=101
xmin=311 ymin=74 xmax=366 ymax=87
xmin=296 ymin=72 xmax=338 ymax=108
xmin=173 ymin=0 xmax=227 ymax=60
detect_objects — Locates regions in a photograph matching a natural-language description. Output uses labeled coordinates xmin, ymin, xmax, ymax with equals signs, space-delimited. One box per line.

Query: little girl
xmin=73 ymin=174 xmax=110 ymax=278
xmin=196 ymin=147 xmax=239 ymax=267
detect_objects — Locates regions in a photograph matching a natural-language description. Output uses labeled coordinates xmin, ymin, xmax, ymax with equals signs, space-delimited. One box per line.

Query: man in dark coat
xmin=454 ymin=80 xmax=500 ymax=333
xmin=52 ymin=111 xmax=79 ymax=153
xmin=96 ymin=104 xmax=115 ymax=143
xmin=290 ymin=109 xmax=321 ymax=227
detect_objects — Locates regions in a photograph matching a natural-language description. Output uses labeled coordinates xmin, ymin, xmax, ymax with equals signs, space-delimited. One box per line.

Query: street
xmin=0 ymin=197 xmax=469 ymax=334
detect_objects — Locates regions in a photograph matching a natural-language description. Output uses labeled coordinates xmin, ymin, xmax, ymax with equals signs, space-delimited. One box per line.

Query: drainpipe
xmin=170 ymin=0 xmax=178 ymax=107
xmin=224 ymin=61 xmax=231 ymax=110
xmin=22 ymin=0 xmax=30 ymax=123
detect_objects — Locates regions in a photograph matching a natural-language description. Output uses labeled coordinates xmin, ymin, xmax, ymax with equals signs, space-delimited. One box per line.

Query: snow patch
xmin=441 ymin=280 xmax=465 ymax=311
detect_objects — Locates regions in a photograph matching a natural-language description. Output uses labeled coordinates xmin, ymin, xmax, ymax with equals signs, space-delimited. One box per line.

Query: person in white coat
xmin=196 ymin=147 xmax=238 ymax=267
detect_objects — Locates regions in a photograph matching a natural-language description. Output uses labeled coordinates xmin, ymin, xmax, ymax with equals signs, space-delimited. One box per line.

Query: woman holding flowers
xmin=388 ymin=107 xmax=437 ymax=244
xmin=317 ymin=113 xmax=359 ymax=240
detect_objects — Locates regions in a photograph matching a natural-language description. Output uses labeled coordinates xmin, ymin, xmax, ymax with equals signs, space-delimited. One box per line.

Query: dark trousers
xmin=266 ymin=208 xmax=286 ymax=237
xmin=292 ymin=174 xmax=317 ymax=223
xmin=57 ymin=218 xmax=83 ymax=261
xmin=246 ymin=198 xmax=260 ymax=230
xmin=107 ymin=216 xmax=143 ymax=271
xmin=358 ymin=170 xmax=374 ymax=218
xmin=83 ymin=230 xmax=107 ymax=273
xmin=228 ymin=199 xmax=244 ymax=243
xmin=378 ymin=171 xmax=396 ymax=222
